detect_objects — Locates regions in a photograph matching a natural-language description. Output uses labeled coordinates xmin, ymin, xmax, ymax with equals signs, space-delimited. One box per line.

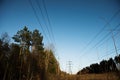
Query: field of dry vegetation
xmin=60 ymin=73 xmax=120 ymax=80
xmin=75 ymin=73 xmax=119 ymax=80
xmin=56 ymin=72 xmax=120 ymax=80
xmin=49 ymin=72 xmax=120 ymax=80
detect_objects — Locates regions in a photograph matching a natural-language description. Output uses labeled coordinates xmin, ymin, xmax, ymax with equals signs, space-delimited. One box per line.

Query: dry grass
xmin=55 ymin=72 xmax=119 ymax=80
xmin=75 ymin=73 xmax=119 ymax=80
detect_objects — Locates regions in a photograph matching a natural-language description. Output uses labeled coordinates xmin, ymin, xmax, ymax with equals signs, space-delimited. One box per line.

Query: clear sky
xmin=0 ymin=0 xmax=120 ymax=74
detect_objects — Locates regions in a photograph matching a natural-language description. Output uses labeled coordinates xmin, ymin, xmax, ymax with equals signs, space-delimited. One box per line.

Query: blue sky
xmin=0 ymin=0 xmax=120 ymax=74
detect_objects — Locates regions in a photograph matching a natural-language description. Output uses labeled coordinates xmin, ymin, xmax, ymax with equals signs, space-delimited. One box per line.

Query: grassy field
xmin=57 ymin=72 xmax=120 ymax=80
xmin=69 ymin=72 xmax=119 ymax=80
xmin=76 ymin=73 xmax=119 ymax=80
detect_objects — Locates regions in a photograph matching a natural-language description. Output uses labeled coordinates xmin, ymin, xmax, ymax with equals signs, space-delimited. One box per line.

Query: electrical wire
xmin=28 ymin=0 xmax=50 ymax=43
xmin=80 ymin=9 xmax=120 ymax=55
xmin=35 ymin=0 xmax=53 ymax=43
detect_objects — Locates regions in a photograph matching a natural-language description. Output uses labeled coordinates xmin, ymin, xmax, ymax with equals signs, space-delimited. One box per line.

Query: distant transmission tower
xmin=68 ymin=61 xmax=72 ymax=74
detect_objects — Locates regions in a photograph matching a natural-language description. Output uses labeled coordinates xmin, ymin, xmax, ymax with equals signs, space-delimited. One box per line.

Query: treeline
xmin=0 ymin=27 xmax=60 ymax=80
xmin=77 ymin=55 xmax=120 ymax=74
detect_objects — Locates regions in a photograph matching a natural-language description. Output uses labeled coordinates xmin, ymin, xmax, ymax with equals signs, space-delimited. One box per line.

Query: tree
xmin=0 ymin=32 xmax=10 ymax=52
xmin=47 ymin=50 xmax=58 ymax=74
xmin=100 ymin=60 xmax=109 ymax=72
xmin=1 ymin=32 xmax=10 ymax=44
xmin=0 ymin=33 xmax=10 ymax=80
xmin=114 ymin=55 xmax=120 ymax=63
xmin=12 ymin=26 xmax=32 ymax=51
xmin=0 ymin=27 xmax=61 ymax=80
xmin=114 ymin=55 xmax=120 ymax=71
xmin=0 ymin=32 xmax=10 ymax=58
xmin=108 ymin=58 xmax=117 ymax=71
xmin=90 ymin=63 xmax=100 ymax=73
xmin=31 ymin=29 xmax=44 ymax=52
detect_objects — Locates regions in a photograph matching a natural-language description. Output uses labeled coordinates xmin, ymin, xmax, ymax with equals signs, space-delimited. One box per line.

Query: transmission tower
xmin=68 ymin=61 xmax=72 ymax=74
xmin=111 ymin=30 xmax=118 ymax=56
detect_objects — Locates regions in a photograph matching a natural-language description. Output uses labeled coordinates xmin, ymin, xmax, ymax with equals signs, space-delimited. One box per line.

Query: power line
xmin=80 ymin=9 xmax=120 ymax=57
xmin=34 ymin=0 xmax=59 ymax=63
xmin=28 ymin=0 xmax=50 ymax=43
xmin=80 ymin=23 xmax=120 ymax=58
xmin=87 ymin=26 xmax=120 ymax=63
xmin=92 ymin=26 xmax=117 ymax=49
xmin=35 ymin=0 xmax=53 ymax=43
xmin=80 ymin=9 xmax=120 ymax=55
xmin=88 ymin=48 xmax=120 ymax=64
xmin=100 ymin=48 xmax=120 ymax=59
xmin=42 ymin=0 xmax=56 ymax=45
xmin=97 ymin=23 xmax=120 ymax=48
xmin=35 ymin=0 xmax=58 ymax=55
xmin=92 ymin=15 xmax=120 ymax=48
xmin=104 ymin=17 xmax=119 ymax=56
xmin=42 ymin=0 xmax=59 ymax=60
xmin=96 ymin=27 xmax=120 ymax=49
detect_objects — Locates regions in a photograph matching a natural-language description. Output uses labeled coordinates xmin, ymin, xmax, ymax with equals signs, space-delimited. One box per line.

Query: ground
xmin=57 ymin=72 xmax=120 ymax=80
